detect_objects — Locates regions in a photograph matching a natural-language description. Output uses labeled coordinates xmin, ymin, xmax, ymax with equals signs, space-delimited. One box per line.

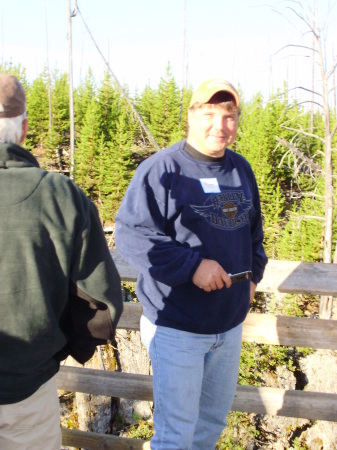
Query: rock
xmin=276 ymin=365 xmax=296 ymax=390
xmin=62 ymin=349 xmax=116 ymax=437
xmin=255 ymin=351 xmax=337 ymax=449
xmin=299 ymin=349 xmax=337 ymax=394
xmin=298 ymin=349 xmax=337 ymax=449
xmin=115 ymin=329 xmax=153 ymax=424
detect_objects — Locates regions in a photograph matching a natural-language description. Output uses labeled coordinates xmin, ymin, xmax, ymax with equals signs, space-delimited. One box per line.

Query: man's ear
xmin=19 ymin=118 xmax=28 ymax=145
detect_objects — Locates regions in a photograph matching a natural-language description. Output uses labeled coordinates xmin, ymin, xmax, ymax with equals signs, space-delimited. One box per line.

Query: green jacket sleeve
xmin=59 ymin=198 xmax=123 ymax=364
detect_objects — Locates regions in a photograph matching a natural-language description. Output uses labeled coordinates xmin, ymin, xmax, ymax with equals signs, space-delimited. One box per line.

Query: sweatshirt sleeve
xmin=115 ymin=161 xmax=202 ymax=287
xmin=248 ymin=168 xmax=268 ymax=285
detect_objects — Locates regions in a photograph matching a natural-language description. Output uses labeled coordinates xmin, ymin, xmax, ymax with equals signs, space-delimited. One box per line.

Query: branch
xmin=315 ymin=149 xmax=325 ymax=158
xmin=276 ymin=137 xmax=323 ymax=175
xmin=280 ymin=125 xmax=325 ymax=144
xmin=295 ymin=86 xmax=323 ymax=98
xmin=71 ymin=0 xmax=78 ymax=17
xmin=296 ymin=215 xmax=325 ymax=222
xmin=297 ymin=192 xmax=325 ymax=200
xmin=273 ymin=43 xmax=318 ymax=57
xmin=285 ymin=5 xmax=318 ymax=37
xmin=327 ymin=60 xmax=337 ymax=80
xmin=292 ymin=100 xmax=324 ymax=109
xmin=277 ymin=88 xmax=323 ymax=108
xmin=328 ymin=83 xmax=336 ymax=94
xmin=281 ymin=122 xmax=326 ymax=143
xmin=331 ymin=122 xmax=337 ymax=140
xmin=270 ymin=5 xmax=303 ymax=34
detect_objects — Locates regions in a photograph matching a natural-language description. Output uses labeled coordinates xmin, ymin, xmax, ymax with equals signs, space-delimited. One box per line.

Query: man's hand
xmin=250 ymin=281 xmax=257 ymax=304
xmin=192 ymin=259 xmax=232 ymax=292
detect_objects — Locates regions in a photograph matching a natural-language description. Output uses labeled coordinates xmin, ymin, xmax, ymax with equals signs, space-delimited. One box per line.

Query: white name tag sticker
xmin=199 ymin=178 xmax=221 ymax=193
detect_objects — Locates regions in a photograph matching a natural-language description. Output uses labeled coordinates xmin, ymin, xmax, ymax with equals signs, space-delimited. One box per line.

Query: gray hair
xmin=0 ymin=112 xmax=27 ymax=144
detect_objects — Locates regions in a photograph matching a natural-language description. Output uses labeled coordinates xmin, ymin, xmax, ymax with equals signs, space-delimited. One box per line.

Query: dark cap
xmin=189 ymin=78 xmax=239 ymax=108
xmin=0 ymin=74 xmax=26 ymax=118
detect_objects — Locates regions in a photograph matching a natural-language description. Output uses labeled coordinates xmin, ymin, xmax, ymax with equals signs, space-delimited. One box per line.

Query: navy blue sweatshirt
xmin=115 ymin=140 xmax=267 ymax=334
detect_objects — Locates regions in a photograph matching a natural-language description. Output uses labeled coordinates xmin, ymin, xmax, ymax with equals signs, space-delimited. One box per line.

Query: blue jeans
xmin=140 ymin=315 xmax=242 ymax=450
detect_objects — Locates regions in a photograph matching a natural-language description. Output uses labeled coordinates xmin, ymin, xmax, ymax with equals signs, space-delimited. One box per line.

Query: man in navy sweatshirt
xmin=115 ymin=78 xmax=268 ymax=450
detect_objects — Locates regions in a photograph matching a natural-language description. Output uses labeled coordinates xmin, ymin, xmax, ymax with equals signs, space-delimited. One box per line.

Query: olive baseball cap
xmin=189 ymin=78 xmax=239 ymax=108
xmin=0 ymin=74 xmax=26 ymax=118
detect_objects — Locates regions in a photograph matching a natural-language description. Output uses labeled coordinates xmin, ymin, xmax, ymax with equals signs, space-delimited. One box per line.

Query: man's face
xmin=187 ymin=104 xmax=239 ymax=158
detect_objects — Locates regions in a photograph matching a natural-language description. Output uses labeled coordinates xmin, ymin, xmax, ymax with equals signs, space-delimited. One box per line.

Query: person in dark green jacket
xmin=0 ymin=73 xmax=123 ymax=450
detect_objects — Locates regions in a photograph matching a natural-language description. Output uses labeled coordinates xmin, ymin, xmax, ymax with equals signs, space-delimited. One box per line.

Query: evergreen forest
xmin=2 ymin=61 xmax=337 ymax=266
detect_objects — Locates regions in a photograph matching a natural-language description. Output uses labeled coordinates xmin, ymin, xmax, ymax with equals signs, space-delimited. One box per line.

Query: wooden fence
xmin=57 ymin=251 xmax=337 ymax=449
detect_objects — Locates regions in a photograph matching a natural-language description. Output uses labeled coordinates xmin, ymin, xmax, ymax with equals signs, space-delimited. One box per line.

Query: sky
xmin=1 ymin=0 xmax=336 ymax=103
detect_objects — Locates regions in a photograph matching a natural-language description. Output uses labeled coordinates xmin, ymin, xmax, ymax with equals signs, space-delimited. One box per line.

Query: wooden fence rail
xmin=57 ymin=252 xmax=337 ymax=449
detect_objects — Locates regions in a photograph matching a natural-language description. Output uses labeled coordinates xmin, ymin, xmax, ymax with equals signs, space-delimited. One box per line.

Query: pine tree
xmin=277 ymin=186 xmax=324 ymax=262
xmin=25 ymin=70 xmax=50 ymax=150
xmin=95 ymin=71 xmax=119 ymax=143
xmin=48 ymin=71 xmax=70 ymax=163
xmin=99 ymin=98 xmax=137 ymax=222
xmin=169 ymin=85 xmax=192 ymax=144
xmin=236 ymin=93 xmax=285 ymax=257
xmin=74 ymin=68 xmax=96 ymax=135
xmin=74 ymin=97 xmax=102 ymax=199
xmin=275 ymin=89 xmax=328 ymax=263
xmin=134 ymin=85 xmax=162 ymax=152
xmin=0 ymin=62 xmax=28 ymax=91
xmin=148 ymin=64 xmax=181 ymax=148
xmin=135 ymin=85 xmax=154 ymax=130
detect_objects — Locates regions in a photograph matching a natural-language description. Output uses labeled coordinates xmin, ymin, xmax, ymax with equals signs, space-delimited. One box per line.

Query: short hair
xmin=0 ymin=112 xmax=27 ymax=144
xmin=189 ymin=100 xmax=241 ymax=117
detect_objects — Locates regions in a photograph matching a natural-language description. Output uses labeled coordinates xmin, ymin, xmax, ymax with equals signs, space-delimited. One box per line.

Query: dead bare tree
xmin=273 ymin=0 xmax=337 ymax=318
xmin=76 ymin=6 xmax=160 ymax=152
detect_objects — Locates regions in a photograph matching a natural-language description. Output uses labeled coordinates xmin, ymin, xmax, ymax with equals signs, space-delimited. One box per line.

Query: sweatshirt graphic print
xmin=191 ymin=189 xmax=252 ymax=231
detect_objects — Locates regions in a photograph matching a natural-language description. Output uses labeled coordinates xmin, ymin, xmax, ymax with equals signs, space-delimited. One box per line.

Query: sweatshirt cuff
xmin=189 ymin=255 xmax=203 ymax=281
xmin=252 ymin=274 xmax=261 ymax=285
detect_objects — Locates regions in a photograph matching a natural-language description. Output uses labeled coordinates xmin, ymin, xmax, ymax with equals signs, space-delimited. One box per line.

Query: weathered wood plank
xmin=232 ymin=385 xmax=337 ymax=422
xmin=111 ymin=250 xmax=337 ymax=296
xmin=258 ymin=259 xmax=337 ymax=295
xmin=57 ymin=365 xmax=153 ymax=401
xmin=111 ymin=250 xmax=139 ymax=282
xmin=117 ymin=302 xmax=143 ymax=330
xmin=61 ymin=428 xmax=149 ymax=449
xmin=57 ymin=366 xmax=337 ymax=422
xmin=117 ymin=304 xmax=337 ymax=350
xmin=242 ymin=314 xmax=337 ymax=349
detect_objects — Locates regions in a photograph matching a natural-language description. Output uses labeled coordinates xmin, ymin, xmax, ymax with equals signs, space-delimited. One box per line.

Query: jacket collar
xmin=0 ymin=142 xmax=40 ymax=169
